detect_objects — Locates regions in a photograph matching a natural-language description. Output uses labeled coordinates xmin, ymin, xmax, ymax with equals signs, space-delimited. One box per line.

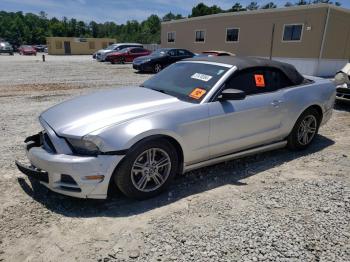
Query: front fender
xmin=86 ymin=119 xmax=187 ymax=156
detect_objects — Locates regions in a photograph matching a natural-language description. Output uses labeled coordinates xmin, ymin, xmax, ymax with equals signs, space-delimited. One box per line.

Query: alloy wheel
xmin=154 ymin=64 xmax=162 ymax=73
xmin=131 ymin=148 xmax=171 ymax=192
xmin=297 ymin=115 xmax=317 ymax=145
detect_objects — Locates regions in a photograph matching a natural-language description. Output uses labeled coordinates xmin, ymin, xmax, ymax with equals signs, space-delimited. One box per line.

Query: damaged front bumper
xmin=15 ymin=131 xmax=124 ymax=199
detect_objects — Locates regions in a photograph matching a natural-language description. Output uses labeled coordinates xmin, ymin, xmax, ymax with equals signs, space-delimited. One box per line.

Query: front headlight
xmin=66 ymin=137 xmax=100 ymax=156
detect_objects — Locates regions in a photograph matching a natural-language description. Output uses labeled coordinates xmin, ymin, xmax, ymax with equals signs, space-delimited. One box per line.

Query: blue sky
xmin=1 ymin=0 xmax=349 ymax=23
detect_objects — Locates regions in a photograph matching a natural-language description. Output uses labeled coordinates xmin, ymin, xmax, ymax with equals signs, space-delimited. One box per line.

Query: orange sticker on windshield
xmin=189 ymin=88 xmax=207 ymax=99
xmin=254 ymin=74 xmax=265 ymax=87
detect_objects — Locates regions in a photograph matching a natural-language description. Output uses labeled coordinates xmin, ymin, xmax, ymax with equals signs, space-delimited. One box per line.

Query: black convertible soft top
xmin=185 ymin=56 xmax=305 ymax=86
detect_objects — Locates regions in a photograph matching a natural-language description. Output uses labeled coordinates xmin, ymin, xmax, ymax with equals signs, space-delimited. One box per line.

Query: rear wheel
xmin=154 ymin=63 xmax=162 ymax=73
xmin=287 ymin=108 xmax=320 ymax=150
xmin=114 ymin=139 xmax=178 ymax=199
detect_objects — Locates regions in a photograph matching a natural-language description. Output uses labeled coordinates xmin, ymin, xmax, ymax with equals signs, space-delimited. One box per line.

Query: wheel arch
xmin=301 ymin=104 xmax=323 ymax=124
xmin=127 ymin=134 xmax=184 ymax=175
xmin=107 ymin=133 xmax=185 ymax=197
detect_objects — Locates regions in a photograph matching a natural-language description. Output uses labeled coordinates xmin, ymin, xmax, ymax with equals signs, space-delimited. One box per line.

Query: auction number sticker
xmin=191 ymin=73 xmax=213 ymax=82
xmin=254 ymin=74 xmax=265 ymax=87
xmin=189 ymin=88 xmax=207 ymax=100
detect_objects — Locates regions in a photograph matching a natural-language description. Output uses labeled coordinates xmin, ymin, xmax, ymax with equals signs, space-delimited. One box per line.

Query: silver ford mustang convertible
xmin=16 ymin=56 xmax=336 ymax=199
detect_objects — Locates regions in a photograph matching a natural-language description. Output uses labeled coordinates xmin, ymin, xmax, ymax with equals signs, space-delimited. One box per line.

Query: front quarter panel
xmin=88 ymin=104 xmax=210 ymax=165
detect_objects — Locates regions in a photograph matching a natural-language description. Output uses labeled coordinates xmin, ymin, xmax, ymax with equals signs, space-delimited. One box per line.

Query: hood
xmin=98 ymin=49 xmax=112 ymax=54
xmin=134 ymin=54 xmax=163 ymax=63
xmin=40 ymin=87 xmax=185 ymax=137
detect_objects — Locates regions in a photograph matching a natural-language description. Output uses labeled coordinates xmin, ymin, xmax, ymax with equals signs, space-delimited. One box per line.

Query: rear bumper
xmin=16 ymin=133 xmax=124 ymax=199
xmin=336 ymin=86 xmax=350 ymax=101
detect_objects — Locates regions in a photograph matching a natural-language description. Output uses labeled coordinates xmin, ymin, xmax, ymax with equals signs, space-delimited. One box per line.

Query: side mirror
xmin=218 ymin=88 xmax=246 ymax=101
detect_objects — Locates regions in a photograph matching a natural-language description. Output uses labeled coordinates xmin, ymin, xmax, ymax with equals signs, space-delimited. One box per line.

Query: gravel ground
xmin=0 ymin=54 xmax=349 ymax=262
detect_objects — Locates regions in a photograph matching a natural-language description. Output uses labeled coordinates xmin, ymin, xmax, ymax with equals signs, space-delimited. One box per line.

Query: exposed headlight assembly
xmin=65 ymin=137 xmax=100 ymax=156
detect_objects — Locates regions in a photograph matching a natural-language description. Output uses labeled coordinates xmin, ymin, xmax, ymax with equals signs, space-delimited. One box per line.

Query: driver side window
xmin=224 ymin=68 xmax=292 ymax=95
xmin=168 ymin=50 xmax=177 ymax=56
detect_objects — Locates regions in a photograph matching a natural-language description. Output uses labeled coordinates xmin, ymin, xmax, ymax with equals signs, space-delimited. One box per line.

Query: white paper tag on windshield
xmin=191 ymin=73 xmax=212 ymax=82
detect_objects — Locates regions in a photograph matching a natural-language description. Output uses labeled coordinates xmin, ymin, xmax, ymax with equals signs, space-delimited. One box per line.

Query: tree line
xmin=0 ymin=1 xmax=342 ymax=47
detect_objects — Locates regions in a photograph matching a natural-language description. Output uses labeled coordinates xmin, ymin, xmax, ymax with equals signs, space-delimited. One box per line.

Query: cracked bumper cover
xmin=16 ymin=134 xmax=124 ymax=199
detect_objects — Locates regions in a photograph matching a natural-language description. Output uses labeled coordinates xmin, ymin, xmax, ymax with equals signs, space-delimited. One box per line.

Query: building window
xmin=195 ymin=30 xmax=205 ymax=42
xmin=89 ymin=41 xmax=95 ymax=49
xmin=167 ymin=32 xmax=176 ymax=43
xmin=55 ymin=41 xmax=62 ymax=49
xmin=226 ymin=28 xmax=239 ymax=42
xmin=283 ymin=24 xmax=303 ymax=42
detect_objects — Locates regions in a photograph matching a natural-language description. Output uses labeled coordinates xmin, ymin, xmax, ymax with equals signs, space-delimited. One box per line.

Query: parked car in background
xmin=133 ymin=48 xmax=195 ymax=73
xmin=0 ymin=42 xmax=14 ymax=55
xmin=334 ymin=63 xmax=350 ymax=101
xmin=18 ymin=45 xmax=37 ymax=55
xmin=16 ymin=56 xmax=335 ymax=200
xmin=106 ymin=47 xmax=151 ymax=64
xmin=201 ymin=50 xmax=235 ymax=57
xmin=34 ymin=45 xmax=47 ymax=52
xmin=94 ymin=43 xmax=143 ymax=61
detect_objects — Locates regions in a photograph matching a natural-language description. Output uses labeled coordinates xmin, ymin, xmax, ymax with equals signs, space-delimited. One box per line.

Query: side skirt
xmin=183 ymin=141 xmax=287 ymax=173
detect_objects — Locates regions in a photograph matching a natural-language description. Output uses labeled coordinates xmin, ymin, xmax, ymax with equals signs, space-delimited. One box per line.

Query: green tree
xmin=246 ymin=2 xmax=259 ymax=10
xmin=189 ymin=3 xmax=223 ymax=17
xmin=229 ymin=3 xmax=246 ymax=12
xmin=261 ymin=2 xmax=277 ymax=9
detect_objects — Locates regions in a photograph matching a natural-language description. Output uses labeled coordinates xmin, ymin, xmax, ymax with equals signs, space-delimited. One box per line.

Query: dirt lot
xmin=0 ymin=54 xmax=349 ymax=262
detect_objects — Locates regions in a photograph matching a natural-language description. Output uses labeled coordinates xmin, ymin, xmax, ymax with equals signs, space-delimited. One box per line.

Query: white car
xmin=335 ymin=63 xmax=350 ymax=101
xmin=94 ymin=43 xmax=143 ymax=61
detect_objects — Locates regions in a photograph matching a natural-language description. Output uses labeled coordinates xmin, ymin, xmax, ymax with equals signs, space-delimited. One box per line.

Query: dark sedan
xmin=133 ymin=48 xmax=194 ymax=73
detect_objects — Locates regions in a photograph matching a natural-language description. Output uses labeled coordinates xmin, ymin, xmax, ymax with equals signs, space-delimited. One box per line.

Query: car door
xmin=208 ymin=67 xmax=288 ymax=158
xmin=177 ymin=49 xmax=192 ymax=61
xmin=126 ymin=48 xmax=138 ymax=62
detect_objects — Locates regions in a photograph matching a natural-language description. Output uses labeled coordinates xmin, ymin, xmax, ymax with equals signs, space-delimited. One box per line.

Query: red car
xmin=106 ymin=47 xmax=151 ymax=64
xmin=18 ymin=45 xmax=37 ymax=56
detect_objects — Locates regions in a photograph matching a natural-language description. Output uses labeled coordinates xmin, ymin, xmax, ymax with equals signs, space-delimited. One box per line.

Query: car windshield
xmin=105 ymin=44 xmax=117 ymax=50
xmin=0 ymin=42 xmax=10 ymax=47
xmin=142 ymin=62 xmax=229 ymax=103
xmin=119 ymin=48 xmax=130 ymax=53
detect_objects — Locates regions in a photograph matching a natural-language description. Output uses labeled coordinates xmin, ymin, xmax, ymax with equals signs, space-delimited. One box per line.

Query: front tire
xmin=287 ymin=108 xmax=320 ymax=150
xmin=114 ymin=139 xmax=178 ymax=200
xmin=154 ymin=63 xmax=162 ymax=73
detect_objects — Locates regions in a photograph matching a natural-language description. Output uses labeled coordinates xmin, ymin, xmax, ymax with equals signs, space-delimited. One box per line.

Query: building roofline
xmin=162 ymin=3 xmax=350 ymax=25
xmin=45 ymin=37 xmax=116 ymax=40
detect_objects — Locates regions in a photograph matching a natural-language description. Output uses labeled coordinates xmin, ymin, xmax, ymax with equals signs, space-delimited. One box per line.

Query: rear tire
xmin=287 ymin=108 xmax=321 ymax=150
xmin=114 ymin=139 xmax=178 ymax=200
